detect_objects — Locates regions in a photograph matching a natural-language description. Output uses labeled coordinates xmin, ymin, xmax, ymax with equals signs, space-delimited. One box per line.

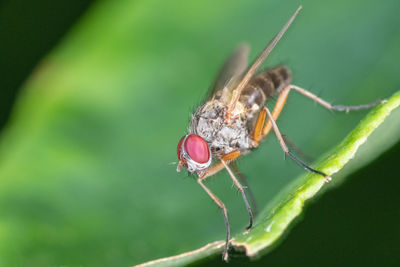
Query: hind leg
xmin=262 ymin=85 xmax=384 ymax=137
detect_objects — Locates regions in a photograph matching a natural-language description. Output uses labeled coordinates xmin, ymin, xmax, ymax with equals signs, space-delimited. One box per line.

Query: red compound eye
xmin=183 ymin=134 xmax=210 ymax=164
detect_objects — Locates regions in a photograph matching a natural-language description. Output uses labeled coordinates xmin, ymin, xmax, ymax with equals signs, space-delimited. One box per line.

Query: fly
xmin=176 ymin=5 xmax=382 ymax=262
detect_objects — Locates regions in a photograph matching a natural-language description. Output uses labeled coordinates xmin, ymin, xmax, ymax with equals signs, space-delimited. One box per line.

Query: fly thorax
xmin=189 ymin=100 xmax=252 ymax=155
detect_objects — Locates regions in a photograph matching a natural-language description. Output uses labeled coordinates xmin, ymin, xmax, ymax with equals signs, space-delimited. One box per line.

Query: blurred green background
xmin=0 ymin=0 xmax=399 ymax=266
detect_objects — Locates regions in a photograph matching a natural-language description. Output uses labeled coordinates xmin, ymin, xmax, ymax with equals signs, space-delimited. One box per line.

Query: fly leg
xmin=253 ymin=106 xmax=267 ymax=146
xmin=231 ymin=162 xmax=258 ymax=216
xmin=257 ymin=84 xmax=383 ymax=176
xmin=263 ymin=106 xmax=331 ymax=182
xmin=252 ymin=93 xmax=331 ymax=181
xmin=197 ymin=178 xmax=230 ymax=262
xmin=198 ymin=151 xmax=241 ymax=180
xmin=221 ymin=159 xmax=254 ymax=231
xmin=199 ymin=151 xmax=255 ymax=228
xmin=288 ymin=84 xmax=384 ymax=112
xmin=262 ymin=85 xmax=291 ymax=138
xmin=262 ymin=85 xmax=384 ymax=137
xmin=197 ymin=150 xmax=255 ymax=261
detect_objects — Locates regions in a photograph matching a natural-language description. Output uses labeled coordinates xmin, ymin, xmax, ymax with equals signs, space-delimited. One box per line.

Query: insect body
xmin=176 ymin=5 xmax=382 ymax=262
xmin=188 ymin=66 xmax=291 ymax=159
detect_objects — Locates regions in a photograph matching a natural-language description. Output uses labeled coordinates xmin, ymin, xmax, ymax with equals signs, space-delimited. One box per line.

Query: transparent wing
xmin=226 ymin=6 xmax=302 ymax=114
xmin=206 ymin=44 xmax=249 ymax=103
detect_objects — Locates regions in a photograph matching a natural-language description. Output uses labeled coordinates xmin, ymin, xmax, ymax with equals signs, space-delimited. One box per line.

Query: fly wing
xmin=206 ymin=44 xmax=249 ymax=103
xmin=226 ymin=6 xmax=302 ymax=115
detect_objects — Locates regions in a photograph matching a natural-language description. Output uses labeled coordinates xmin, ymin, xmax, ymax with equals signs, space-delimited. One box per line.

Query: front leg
xmin=198 ymin=151 xmax=240 ymax=180
xmin=199 ymin=150 xmax=254 ymax=229
xmin=197 ymin=178 xmax=230 ymax=262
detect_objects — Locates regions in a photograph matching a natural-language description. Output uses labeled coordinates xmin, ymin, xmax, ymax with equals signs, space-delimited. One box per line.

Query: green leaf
xmin=0 ymin=0 xmax=399 ymax=266
xmin=136 ymin=91 xmax=400 ymax=266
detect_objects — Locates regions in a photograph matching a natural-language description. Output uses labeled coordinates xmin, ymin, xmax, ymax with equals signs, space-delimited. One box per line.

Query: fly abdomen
xmin=240 ymin=65 xmax=292 ymax=110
